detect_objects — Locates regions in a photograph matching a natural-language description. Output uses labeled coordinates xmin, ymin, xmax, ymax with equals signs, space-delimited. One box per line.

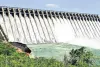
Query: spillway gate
xmin=0 ymin=6 xmax=100 ymax=44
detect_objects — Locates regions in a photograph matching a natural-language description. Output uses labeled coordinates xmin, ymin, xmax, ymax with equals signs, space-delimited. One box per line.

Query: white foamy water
xmin=68 ymin=38 xmax=100 ymax=49
xmin=34 ymin=16 xmax=44 ymax=43
xmin=54 ymin=21 xmax=75 ymax=42
xmin=96 ymin=20 xmax=100 ymax=38
xmin=9 ymin=15 xmax=19 ymax=42
xmin=76 ymin=19 xmax=85 ymax=37
xmin=54 ymin=22 xmax=100 ymax=49
xmin=4 ymin=14 xmax=14 ymax=41
xmin=77 ymin=19 xmax=88 ymax=38
xmin=60 ymin=17 xmax=64 ymax=24
xmin=20 ymin=15 xmax=31 ymax=43
xmin=0 ymin=12 xmax=100 ymax=49
xmin=43 ymin=17 xmax=53 ymax=42
xmin=94 ymin=20 xmax=100 ymax=38
xmin=82 ymin=20 xmax=92 ymax=38
xmin=56 ymin=17 xmax=61 ymax=24
xmin=69 ymin=19 xmax=78 ymax=37
xmin=86 ymin=20 xmax=95 ymax=38
xmin=39 ymin=16 xmax=50 ymax=42
xmin=0 ymin=15 xmax=7 ymax=35
xmin=15 ymin=15 xmax=27 ymax=43
xmin=30 ymin=16 xmax=41 ymax=43
xmin=48 ymin=17 xmax=56 ymax=42
xmin=25 ymin=16 xmax=36 ymax=43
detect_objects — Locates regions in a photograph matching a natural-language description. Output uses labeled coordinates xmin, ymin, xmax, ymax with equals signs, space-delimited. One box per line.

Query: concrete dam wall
xmin=0 ymin=6 xmax=100 ymax=48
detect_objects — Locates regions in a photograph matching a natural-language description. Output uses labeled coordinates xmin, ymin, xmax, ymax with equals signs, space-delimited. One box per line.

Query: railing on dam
xmin=0 ymin=6 xmax=100 ymax=44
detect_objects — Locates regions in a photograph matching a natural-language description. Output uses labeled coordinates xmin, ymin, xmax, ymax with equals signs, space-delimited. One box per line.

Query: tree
xmin=64 ymin=47 xmax=93 ymax=67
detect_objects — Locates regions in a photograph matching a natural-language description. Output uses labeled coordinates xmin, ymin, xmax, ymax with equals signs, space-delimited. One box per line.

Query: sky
xmin=0 ymin=0 xmax=100 ymax=14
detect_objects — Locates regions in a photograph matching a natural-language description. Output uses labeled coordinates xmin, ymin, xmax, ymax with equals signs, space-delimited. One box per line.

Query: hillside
xmin=0 ymin=41 xmax=100 ymax=67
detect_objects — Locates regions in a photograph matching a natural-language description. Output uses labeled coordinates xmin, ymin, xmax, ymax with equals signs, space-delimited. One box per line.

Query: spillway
xmin=0 ymin=6 xmax=100 ymax=49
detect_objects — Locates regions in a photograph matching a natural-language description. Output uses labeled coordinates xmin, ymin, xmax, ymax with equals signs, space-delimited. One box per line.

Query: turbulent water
xmin=0 ymin=8 xmax=100 ymax=62
xmin=0 ymin=8 xmax=100 ymax=50
xmin=28 ymin=43 xmax=100 ymax=61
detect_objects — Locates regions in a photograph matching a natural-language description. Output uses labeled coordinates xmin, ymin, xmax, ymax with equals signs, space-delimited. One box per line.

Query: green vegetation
xmin=0 ymin=42 xmax=100 ymax=67
xmin=64 ymin=47 xmax=94 ymax=67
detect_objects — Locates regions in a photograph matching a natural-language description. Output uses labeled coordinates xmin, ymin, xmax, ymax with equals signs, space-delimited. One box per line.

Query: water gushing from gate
xmin=0 ymin=7 xmax=100 ymax=49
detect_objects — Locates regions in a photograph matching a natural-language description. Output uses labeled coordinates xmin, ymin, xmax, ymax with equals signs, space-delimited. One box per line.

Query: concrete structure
xmin=0 ymin=6 xmax=100 ymax=49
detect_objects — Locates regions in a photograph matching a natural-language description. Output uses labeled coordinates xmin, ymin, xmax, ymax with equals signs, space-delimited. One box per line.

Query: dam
xmin=0 ymin=6 xmax=100 ymax=49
